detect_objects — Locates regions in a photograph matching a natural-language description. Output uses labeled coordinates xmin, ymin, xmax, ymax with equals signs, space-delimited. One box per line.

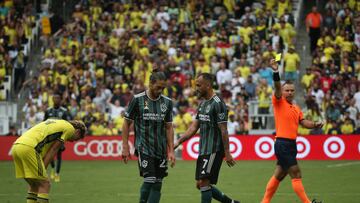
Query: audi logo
xmin=74 ymin=140 xmax=134 ymax=157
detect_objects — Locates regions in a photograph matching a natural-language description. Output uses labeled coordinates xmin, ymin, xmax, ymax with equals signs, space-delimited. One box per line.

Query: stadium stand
xmin=302 ymin=0 xmax=360 ymax=135
xmin=2 ymin=0 xmax=357 ymax=136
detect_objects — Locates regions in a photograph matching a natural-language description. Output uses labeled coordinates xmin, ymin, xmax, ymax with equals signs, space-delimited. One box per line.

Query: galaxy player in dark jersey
xmin=122 ymin=71 xmax=176 ymax=203
xmin=175 ymin=73 xmax=239 ymax=203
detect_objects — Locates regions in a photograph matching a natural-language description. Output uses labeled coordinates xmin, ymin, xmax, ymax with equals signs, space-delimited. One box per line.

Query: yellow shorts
xmin=12 ymin=144 xmax=47 ymax=180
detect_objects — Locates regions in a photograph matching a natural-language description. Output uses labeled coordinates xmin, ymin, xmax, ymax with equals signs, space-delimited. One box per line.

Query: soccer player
xmin=44 ymin=94 xmax=72 ymax=182
xmin=122 ymin=71 xmax=176 ymax=203
xmin=12 ymin=119 xmax=86 ymax=203
xmin=174 ymin=73 xmax=239 ymax=203
xmin=261 ymin=59 xmax=323 ymax=203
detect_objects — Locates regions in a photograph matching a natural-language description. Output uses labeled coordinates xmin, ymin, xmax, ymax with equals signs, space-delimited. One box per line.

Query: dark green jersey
xmin=125 ymin=91 xmax=173 ymax=159
xmin=196 ymin=94 xmax=228 ymax=155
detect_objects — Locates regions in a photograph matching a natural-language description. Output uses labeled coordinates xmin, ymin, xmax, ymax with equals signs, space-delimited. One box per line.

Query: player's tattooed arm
xmin=122 ymin=119 xmax=133 ymax=163
xmin=219 ymin=122 xmax=236 ymax=167
xmin=166 ymin=123 xmax=176 ymax=167
xmin=174 ymin=120 xmax=199 ymax=149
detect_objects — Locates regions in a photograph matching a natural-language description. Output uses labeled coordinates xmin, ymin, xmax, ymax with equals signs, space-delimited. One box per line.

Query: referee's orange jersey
xmin=272 ymin=94 xmax=303 ymax=140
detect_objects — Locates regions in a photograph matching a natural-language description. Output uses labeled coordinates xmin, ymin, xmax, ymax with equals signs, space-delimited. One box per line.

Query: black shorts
xmin=195 ymin=152 xmax=224 ymax=184
xmin=275 ymin=138 xmax=298 ymax=170
xmin=138 ymin=152 xmax=168 ymax=182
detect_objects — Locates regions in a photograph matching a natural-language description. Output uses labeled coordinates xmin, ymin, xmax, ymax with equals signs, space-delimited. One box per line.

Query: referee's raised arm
xmin=270 ymin=59 xmax=282 ymax=99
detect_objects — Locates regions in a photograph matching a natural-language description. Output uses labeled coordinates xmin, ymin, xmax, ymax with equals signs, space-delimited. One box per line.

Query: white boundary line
xmin=327 ymin=162 xmax=360 ymax=168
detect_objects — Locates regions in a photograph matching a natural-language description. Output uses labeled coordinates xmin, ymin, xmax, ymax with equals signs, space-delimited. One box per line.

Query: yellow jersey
xmin=14 ymin=119 xmax=75 ymax=154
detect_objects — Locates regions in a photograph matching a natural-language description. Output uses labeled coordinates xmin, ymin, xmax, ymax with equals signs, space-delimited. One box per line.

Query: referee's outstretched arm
xmin=270 ymin=59 xmax=282 ymax=99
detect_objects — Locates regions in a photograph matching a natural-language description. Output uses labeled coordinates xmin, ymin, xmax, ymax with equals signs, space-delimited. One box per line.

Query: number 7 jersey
xmin=196 ymin=95 xmax=228 ymax=156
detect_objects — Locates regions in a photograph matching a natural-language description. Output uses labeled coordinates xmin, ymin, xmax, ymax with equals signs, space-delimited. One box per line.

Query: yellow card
xmin=275 ymin=53 xmax=282 ymax=62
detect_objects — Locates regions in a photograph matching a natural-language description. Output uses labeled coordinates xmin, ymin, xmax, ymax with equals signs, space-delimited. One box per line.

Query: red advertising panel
xmin=2 ymin=135 xmax=360 ymax=160
xmin=0 ymin=136 xmax=135 ymax=161
xmin=182 ymin=135 xmax=360 ymax=160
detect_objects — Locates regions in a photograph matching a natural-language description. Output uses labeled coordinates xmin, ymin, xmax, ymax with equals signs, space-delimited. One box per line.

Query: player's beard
xmin=196 ymin=90 xmax=205 ymax=99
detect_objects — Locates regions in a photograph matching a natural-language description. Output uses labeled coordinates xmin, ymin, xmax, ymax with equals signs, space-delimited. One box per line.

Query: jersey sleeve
xmin=215 ymin=102 xmax=228 ymax=123
xmin=60 ymin=122 xmax=76 ymax=142
xmin=63 ymin=109 xmax=72 ymax=120
xmin=124 ymin=96 xmax=138 ymax=120
xmin=298 ymin=108 xmax=304 ymax=121
xmin=164 ymin=100 xmax=173 ymax=123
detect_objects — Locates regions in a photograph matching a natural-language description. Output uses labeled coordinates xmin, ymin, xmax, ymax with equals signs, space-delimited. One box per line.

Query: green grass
xmin=1 ymin=160 xmax=360 ymax=203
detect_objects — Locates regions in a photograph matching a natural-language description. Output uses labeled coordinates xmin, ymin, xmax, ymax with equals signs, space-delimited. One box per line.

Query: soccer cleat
xmin=311 ymin=199 xmax=322 ymax=203
xmin=54 ymin=174 xmax=60 ymax=182
xmin=50 ymin=169 xmax=55 ymax=179
xmin=231 ymin=200 xmax=240 ymax=203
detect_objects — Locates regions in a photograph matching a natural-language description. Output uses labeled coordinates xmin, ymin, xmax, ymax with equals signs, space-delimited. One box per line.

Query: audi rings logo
xmin=296 ymin=137 xmax=311 ymax=159
xmin=229 ymin=137 xmax=242 ymax=158
xmin=74 ymin=140 xmax=134 ymax=157
xmin=186 ymin=137 xmax=200 ymax=159
xmin=255 ymin=137 xmax=274 ymax=159
xmin=323 ymin=136 xmax=345 ymax=159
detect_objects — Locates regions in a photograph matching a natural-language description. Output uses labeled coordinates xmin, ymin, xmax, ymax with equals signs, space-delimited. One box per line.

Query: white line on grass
xmin=2 ymin=192 xmax=360 ymax=197
xmin=327 ymin=162 xmax=360 ymax=168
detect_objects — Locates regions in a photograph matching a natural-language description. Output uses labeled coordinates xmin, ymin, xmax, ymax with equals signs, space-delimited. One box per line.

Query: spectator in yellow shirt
xmin=284 ymin=46 xmax=300 ymax=81
xmin=236 ymin=58 xmax=251 ymax=79
xmin=301 ymin=68 xmax=315 ymax=92
xmin=340 ymin=118 xmax=354 ymax=134
xmin=173 ymin=105 xmax=193 ymax=137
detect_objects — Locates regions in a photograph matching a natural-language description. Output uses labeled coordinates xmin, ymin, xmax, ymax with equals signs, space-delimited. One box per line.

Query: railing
xmin=0 ymin=101 xmax=17 ymax=135
xmin=248 ymin=100 xmax=275 ymax=135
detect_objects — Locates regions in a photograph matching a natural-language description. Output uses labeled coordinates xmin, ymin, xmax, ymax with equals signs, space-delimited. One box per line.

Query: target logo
xmin=229 ymin=137 xmax=242 ymax=158
xmin=323 ymin=136 xmax=345 ymax=159
xmin=296 ymin=137 xmax=311 ymax=159
xmin=186 ymin=137 xmax=200 ymax=159
xmin=255 ymin=137 xmax=274 ymax=159
xmin=186 ymin=137 xmax=243 ymax=159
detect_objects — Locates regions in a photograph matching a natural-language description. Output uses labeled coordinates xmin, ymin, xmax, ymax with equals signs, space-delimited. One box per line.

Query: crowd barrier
xmin=1 ymin=135 xmax=360 ymax=160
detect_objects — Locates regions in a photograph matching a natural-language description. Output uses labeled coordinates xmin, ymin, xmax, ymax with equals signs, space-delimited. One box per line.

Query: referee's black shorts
xmin=274 ymin=138 xmax=297 ymax=170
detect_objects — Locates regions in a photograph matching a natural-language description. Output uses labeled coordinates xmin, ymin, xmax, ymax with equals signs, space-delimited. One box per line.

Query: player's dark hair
xmin=198 ymin=73 xmax=215 ymax=86
xmin=150 ymin=70 xmax=167 ymax=82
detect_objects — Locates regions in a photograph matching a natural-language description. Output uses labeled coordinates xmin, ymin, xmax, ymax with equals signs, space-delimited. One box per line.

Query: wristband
xmin=273 ymin=71 xmax=280 ymax=81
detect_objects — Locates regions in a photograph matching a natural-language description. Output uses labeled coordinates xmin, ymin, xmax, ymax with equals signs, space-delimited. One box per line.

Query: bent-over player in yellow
xmin=12 ymin=119 xmax=86 ymax=203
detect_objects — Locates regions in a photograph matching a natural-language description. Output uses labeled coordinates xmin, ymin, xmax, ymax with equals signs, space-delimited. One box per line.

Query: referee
xmin=44 ymin=94 xmax=72 ymax=182
xmin=261 ymin=59 xmax=323 ymax=203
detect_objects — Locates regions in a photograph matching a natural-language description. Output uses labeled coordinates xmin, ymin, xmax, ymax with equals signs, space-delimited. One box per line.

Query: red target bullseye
xmin=323 ymin=136 xmax=345 ymax=159
xmin=296 ymin=137 xmax=311 ymax=159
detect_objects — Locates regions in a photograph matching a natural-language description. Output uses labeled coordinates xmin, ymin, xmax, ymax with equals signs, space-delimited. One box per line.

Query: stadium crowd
xmin=301 ymin=0 xmax=360 ymax=135
xmin=0 ymin=0 xmax=36 ymax=99
xmin=18 ymin=0 xmax=359 ymax=136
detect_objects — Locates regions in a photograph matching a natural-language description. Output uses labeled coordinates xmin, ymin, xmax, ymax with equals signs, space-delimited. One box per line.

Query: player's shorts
xmin=274 ymin=138 xmax=298 ymax=170
xmin=137 ymin=152 xmax=168 ymax=183
xmin=195 ymin=152 xmax=224 ymax=184
xmin=12 ymin=144 xmax=47 ymax=180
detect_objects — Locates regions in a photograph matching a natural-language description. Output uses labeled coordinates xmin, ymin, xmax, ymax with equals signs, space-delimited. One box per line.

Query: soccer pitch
xmin=1 ymin=160 xmax=360 ymax=203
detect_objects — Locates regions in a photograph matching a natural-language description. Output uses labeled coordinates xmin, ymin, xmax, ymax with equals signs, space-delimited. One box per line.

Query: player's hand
xmin=225 ymin=152 xmax=236 ymax=167
xmin=314 ymin=121 xmax=324 ymax=128
xmin=168 ymin=151 xmax=176 ymax=168
xmin=270 ymin=59 xmax=279 ymax=71
xmin=122 ymin=144 xmax=130 ymax=164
